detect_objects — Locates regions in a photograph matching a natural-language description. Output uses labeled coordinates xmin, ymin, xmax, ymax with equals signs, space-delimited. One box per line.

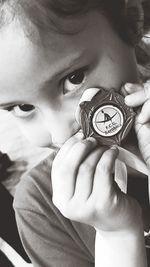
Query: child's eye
xmin=7 ymin=104 xmax=35 ymax=118
xmin=63 ymin=68 xmax=86 ymax=94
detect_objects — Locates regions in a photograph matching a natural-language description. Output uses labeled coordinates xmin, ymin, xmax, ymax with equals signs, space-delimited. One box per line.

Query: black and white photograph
xmin=0 ymin=0 xmax=150 ymax=266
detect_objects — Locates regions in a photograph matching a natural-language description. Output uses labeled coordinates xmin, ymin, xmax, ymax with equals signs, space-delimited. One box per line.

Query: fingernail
xmin=124 ymin=95 xmax=131 ymax=105
xmin=124 ymin=83 xmax=133 ymax=92
xmin=75 ymin=131 xmax=84 ymax=138
xmin=110 ymin=146 xmax=119 ymax=157
xmin=87 ymin=136 xmax=97 ymax=143
xmin=120 ymin=86 xmax=128 ymax=97
xmin=110 ymin=145 xmax=118 ymax=151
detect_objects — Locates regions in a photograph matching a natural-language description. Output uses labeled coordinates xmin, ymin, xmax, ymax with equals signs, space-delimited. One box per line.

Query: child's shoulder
xmin=13 ymin=152 xmax=96 ymax=262
xmin=13 ymin=152 xmax=55 ymax=213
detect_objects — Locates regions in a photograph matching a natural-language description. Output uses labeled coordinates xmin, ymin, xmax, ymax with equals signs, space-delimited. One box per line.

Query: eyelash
xmin=4 ymin=105 xmax=15 ymax=112
xmin=4 ymin=67 xmax=88 ymax=114
xmin=62 ymin=66 xmax=88 ymax=94
xmin=4 ymin=104 xmax=35 ymax=117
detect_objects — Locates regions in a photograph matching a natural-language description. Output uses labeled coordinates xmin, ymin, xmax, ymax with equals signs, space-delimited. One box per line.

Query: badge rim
xmin=79 ymin=87 xmax=136 ymax=146
xmin=91 ymin=104 xmax=124 ymax=137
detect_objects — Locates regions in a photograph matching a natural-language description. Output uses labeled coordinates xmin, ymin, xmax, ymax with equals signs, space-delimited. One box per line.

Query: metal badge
xmin=80 ymin=88 xmax=135 ymax=146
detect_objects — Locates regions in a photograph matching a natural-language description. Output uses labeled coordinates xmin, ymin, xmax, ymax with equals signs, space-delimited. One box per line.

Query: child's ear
xmin=125 ymin=0 xmax=144 ymax=45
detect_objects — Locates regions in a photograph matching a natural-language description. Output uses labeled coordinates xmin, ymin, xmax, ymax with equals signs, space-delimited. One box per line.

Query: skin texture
xmin=125 ymin=82 xmax=150 ymax=169
xmin=0 ymin=9 xmax=149 ymax=266
xmin=0 ymin=11 xmax=138 ymax=147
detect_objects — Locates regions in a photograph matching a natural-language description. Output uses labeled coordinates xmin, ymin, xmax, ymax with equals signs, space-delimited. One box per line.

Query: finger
xmin=53 ymin=131 xmax=84 ymax=168
xmin=62 ymin=137 xmax=98 ymax=172
xmin=137 ymin=99 xmax=150 ymax=124
xmin=135 ymin=117 xmax=150 ymax=143
xmin=73 ymin=147 xmax=106 ymax=200
xmin=52 ymin=137 xmax=98 ymax=201
xmin=91 ymin=146 xmax=119 ymax=196
xmin=125 ymin=90 xmax=145 ymax=107
xmin=124 ymin=83 xmax=143 ymax=94
xmin=125 ymin=82 xmax=150 ymax=107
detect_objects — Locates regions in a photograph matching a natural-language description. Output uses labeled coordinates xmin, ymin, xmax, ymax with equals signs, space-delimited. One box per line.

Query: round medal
xmin=79 ymin=88 xmax=135 ymax=146
xmin=92 ymin=104 xmax=124 ymax=137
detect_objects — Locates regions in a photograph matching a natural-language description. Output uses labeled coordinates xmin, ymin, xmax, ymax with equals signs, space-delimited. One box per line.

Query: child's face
xmin=0 ymin=11 xmax=138 ymax=148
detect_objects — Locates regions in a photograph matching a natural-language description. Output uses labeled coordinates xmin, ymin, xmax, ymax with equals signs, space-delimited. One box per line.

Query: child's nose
xmin=40 ymin=108 xmax=71 ymax=143
xmin=40 ymin=108 xmax=62 ymax=136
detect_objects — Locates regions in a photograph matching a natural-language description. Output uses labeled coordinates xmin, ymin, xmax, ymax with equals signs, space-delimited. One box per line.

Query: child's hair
xmin=1 ymin=0 xmax=150 ymax=46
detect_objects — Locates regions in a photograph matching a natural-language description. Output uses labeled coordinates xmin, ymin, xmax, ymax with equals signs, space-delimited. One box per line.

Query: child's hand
xmin=124 ymin=81 xmax=150 ymax=170
xmin=51 ymin=133 xmax=141 ymax=232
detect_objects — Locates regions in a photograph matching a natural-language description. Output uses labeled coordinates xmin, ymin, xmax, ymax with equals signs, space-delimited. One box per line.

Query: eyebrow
xmin=0 ymin=51 xmax=89 ymax=108
xmin=40 ymin=52 xmax=88 ymax=93
xmin=48 ymin=51 xmax=88 ymax=80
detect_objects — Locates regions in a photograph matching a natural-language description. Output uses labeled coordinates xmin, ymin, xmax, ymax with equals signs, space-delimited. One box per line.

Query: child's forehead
xmin=3 ymin=10 xmax=108 ymax=57
xmin=19 ymin=5 xmax=97 ymax=39
xmin=0 ymin=10 xmax=121 ymax=106
xmin=18 ymin=9 xmax=107 ymax=48
xmin=0 ymin=10 xmax=120 ymax=81
xmin=0 ymin=17 xmax=91 ymax=102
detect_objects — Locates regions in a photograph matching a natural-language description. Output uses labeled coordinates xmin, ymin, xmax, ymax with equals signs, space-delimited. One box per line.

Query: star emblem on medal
xmin=78 ymin=88 xmax=135 ymax=146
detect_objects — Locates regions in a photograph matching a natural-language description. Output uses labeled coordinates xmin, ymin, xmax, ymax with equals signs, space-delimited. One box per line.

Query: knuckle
xmin=52 ymin=197 xmax=69 ymax=218
xmin=69 ymin=205 xmax=92 ymax=223
xmin=97 ymin=159 xmax=109 ymax=174
xmin=97 ymin=149 xmax=116 ymax=174
xmin=61 ymin=204 xmax=77 ymax=220
xmin=78 ymin=162 xmax=93 ymax=175
xmin=93 ymin=194 xmax=113 ymax=216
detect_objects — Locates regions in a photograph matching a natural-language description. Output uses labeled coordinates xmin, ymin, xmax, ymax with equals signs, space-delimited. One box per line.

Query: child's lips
xmin=49 ymin=143 xmax=61 ymax=150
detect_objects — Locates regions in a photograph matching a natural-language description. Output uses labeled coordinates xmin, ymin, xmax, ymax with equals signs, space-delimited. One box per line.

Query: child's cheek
xmin=25 ymin=127 xmax=52 ymax=147
xmin=15 ymin=118 xmax=52 ymax=148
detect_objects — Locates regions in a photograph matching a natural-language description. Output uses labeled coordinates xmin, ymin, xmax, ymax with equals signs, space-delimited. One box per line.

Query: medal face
xmin=92 ymin=105 xmax=124 ymax=137
xmin=80 ymin=88 xmax=135 ymax=146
